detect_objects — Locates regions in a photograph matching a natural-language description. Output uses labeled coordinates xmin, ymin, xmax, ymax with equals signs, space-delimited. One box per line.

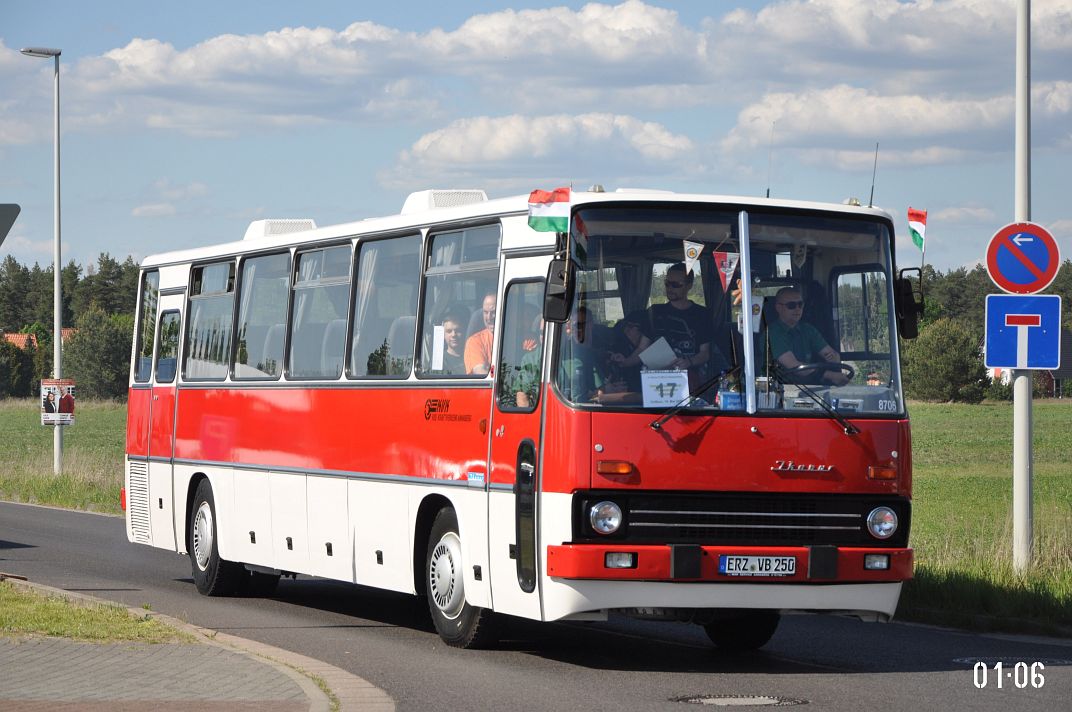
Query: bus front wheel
xmin=425 ymin=508 xmax=497 ymax=648
xmin=702 ymin=612 xmax=780 ymax=651
xmin=189 ymin=479 xmax=244 ymax=596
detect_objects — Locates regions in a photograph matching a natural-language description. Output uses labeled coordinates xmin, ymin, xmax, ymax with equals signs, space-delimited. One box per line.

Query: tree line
xmin=901 ymin=259 xmax=1072 ymax=402
xmin=2 ymin=254 xmax=1071 ymax=402
xmin=0 ymin=253 xmax=138 ymax=399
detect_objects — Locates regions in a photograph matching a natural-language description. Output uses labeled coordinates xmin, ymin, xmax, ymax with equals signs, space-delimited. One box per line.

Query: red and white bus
xmin=124 ymin=188 xmax=921 ymax=649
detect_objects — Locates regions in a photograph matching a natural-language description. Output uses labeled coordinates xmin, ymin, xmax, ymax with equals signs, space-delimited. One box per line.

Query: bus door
xmin=487 ymin=256 xmax=549 ymax=620
xmin=146 ymin=294 xmax=183 ymax=550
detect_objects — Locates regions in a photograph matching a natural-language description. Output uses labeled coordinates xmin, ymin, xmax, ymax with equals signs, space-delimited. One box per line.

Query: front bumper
xmin=547 ymin=544 xmax=913 ymax=583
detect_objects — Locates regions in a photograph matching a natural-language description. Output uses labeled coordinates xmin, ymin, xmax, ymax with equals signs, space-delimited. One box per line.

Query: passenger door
xmin=147 ymin=297 xmax=183 ymax=550
xmin=487 ymin=256 xmax=549 ymax=620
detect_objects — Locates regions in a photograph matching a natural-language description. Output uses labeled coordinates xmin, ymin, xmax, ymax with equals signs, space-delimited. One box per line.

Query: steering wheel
xmin=789 ymin=361 xmax=856 ymax=381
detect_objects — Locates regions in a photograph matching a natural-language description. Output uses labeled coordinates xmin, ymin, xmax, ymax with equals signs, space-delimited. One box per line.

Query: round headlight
xmin=589 ymin=501 xmax=622 ymax=535
xmin=866 ymin=506 xmax=898 ymax=539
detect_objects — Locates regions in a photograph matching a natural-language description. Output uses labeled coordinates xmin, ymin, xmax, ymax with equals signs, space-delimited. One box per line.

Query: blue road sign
xmin=985 ymin=222 xmax=1061 ymax=294
xmin=985 ymin=294 xmax=1062 ymax=369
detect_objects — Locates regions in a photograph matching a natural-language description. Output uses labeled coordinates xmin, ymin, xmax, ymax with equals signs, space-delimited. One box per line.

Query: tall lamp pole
xmin=21 ymin=46 xmax=63 ymax=475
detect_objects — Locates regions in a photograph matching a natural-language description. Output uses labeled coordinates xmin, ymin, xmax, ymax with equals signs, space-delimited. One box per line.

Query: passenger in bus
xmin=439 ymin=308 xmax=468 ymax=375
xmin=610 ymin=263 xmax=726 ymax=390
xmin=604 ymin=309 xmax=647 ymax=392
xmin=464 ymin=293 xmax=496 ymax=375
xmin=509 ymin=316 xmax=544 ymax=409
xmin=559 ymin=305 xmax=604 ymax=402
xmin=767 ymin=287 xmax=850 ymax=386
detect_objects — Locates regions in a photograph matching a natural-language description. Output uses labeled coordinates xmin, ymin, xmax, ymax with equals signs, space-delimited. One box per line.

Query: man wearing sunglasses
xmin=611 ymin=262 xmax=726 ymax=390
xmin=768 ymin=287 xmax=849 ymax=386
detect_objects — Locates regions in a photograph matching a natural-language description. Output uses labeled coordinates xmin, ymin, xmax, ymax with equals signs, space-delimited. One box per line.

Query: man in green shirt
xmin=766 ymin=287 xmax=849 ymax=386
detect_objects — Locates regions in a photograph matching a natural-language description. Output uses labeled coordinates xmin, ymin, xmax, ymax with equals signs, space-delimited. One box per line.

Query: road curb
xmin=0 ymin=573 xmax=395 ymax=711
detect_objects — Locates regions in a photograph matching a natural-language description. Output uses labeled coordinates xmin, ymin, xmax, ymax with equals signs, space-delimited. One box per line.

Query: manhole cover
xmin=671 ymin=695 xmax=808 ymax=707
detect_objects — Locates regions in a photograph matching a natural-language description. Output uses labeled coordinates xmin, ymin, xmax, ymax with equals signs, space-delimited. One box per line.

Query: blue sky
xmin=3 ymin=0 xmax=1070 ymax=273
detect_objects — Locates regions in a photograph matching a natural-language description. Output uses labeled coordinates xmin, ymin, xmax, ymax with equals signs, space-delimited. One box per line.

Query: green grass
xmin=0 ymin=580 xmax=189 ymax=642
xmin=1 ymin=397 xmax=1069 ymax=634
xmin=899 ymin=400 xmax=1072 ymax=634
xmin=0 ymin=399 xmax=126 ymax=513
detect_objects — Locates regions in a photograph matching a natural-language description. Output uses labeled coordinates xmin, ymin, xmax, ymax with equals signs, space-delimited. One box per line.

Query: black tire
xmin=703 ymin=612 xmax=781 ymax=651
xmin=188 ymin=479 xmax=244 ymax=596
xmin=425 ymin=508 xmax=498 ymax=648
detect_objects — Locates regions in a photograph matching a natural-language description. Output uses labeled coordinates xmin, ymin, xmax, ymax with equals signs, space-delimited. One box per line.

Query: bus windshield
xmin=554 ymin=204 xmax=904 ymax=417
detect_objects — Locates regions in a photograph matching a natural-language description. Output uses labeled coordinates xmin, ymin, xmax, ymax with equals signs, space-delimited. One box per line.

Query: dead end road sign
xmin=986 ymin=222 xmax=1061 ymax=294
xmin=985 ymin=294 xmax=1062 ymax=370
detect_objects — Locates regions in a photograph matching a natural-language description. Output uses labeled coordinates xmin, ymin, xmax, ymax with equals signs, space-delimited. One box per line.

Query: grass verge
xmin=0 ymin=399 xmax=125 ymax=513
xmin=897 ymin=400 xmax=1072 ymax=635
xmin=0 ymin=579 xmax=190 ymax=643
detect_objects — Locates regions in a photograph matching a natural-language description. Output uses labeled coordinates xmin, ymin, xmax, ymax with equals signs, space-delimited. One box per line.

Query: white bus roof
xmin=139 ymin=189 xmax=894 ymax=269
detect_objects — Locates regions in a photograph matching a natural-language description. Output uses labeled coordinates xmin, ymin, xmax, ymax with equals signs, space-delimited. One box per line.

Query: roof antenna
xmin=868 ymin=142 xmax=879 ymax=207
xmin=765 ymin=120 xmax=776 ymax=198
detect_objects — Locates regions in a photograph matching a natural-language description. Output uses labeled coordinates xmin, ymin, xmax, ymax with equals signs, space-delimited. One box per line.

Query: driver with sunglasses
xmin=768 ymin=287 xmax=849 ymax=386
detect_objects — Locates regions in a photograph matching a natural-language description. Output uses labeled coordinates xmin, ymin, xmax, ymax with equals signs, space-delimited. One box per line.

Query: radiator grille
xmin=127 ymin=461 xmax=151 ymax=544
xmin=573 ymin=491 xmax=910 ymax=548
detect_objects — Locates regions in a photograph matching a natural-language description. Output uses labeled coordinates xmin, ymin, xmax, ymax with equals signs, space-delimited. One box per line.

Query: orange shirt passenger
xmin=464 ymin=293 xmax=496 ymax=375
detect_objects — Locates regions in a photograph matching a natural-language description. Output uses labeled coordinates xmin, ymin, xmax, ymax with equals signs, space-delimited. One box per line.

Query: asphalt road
xmin=1 ymin=500 xmax=1068 ymax=711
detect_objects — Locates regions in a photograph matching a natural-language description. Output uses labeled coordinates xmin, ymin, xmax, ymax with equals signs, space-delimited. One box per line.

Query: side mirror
xmin=895 ymin=268 xmax=924 ymax=340
xmin=543 ymin=258 xmax=574 ymax=323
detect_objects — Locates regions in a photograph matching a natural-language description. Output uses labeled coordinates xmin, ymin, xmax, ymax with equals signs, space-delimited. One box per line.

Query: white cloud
xmin=932 ymin=206 xmax=997 ymax=224
xmin=131 ymin=178 xmax=208 ymax=217
xmin=386 ymin=113 xmax=695 ymax=188
xmin=723 ymin=85 xmax=1013 ymax=156
xmin=3 ymin=1 xmax=1071 ymax=147
xmin=132 ymin=203 xmax=177 ymax=218
xmin=406 ymin=113 xmax=692 ymax=162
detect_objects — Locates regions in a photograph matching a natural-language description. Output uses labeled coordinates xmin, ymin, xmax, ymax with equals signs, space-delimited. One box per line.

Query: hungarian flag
xmin=907 ymin=207 xmax=927 ymax=252
xmin=528 ymin=187 xmax=570 ymax=232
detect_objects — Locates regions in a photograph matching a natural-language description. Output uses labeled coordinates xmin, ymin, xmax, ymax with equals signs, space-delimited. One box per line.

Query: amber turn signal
xmin=867 ymin=465 xmax=897 ymax=480
xmin=596 ymin=460 xmax=635 ymax=476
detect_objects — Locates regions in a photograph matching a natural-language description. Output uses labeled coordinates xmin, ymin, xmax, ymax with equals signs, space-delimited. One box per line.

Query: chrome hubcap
xmin=429 ymin=531 xmax=464 ymax=619
xmin=192 ymin=501 xmax=214 ymax=571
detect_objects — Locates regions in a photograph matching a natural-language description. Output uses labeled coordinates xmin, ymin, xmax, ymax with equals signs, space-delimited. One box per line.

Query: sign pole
xmin=1012 ymin=0 xmax=1032 ymax=572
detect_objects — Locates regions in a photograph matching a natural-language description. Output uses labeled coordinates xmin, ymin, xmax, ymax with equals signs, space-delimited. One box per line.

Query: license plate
xmin=718 ymin=555 xmax=796 ymax=577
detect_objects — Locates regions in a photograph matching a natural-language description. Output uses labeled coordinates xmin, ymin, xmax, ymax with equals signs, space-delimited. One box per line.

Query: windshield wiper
xmin=649 ymin=368 xmax=737 ymax=431
xmin=770 ymin=364 xmax=859 ymax=435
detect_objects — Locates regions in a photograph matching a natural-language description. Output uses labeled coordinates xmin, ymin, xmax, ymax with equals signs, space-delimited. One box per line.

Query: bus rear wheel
xmin=702 ymin=612 xmax=780 ymax=651
xmin=189 ymin=479 xmax=244 ymax=596
xmin=425 ymin=508 xmax=497 ymax=648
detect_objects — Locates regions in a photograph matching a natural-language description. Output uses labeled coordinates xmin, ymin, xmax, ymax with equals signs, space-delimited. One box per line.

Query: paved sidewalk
xmin=0 ymin=576 xmax=394 ymax=712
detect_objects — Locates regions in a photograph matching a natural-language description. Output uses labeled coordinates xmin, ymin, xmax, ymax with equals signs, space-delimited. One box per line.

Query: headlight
xmin=866 ymin=506 xmax=898 ymax=539
xmin=589 ymin=501 xmax=623 ymax=535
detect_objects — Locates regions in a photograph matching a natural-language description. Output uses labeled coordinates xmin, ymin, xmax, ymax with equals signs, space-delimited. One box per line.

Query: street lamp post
xmin=21 ymin=46 xmax=63 ymax=475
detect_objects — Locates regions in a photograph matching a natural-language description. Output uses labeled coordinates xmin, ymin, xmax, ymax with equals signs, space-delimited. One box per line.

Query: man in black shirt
xmin=611 ymin=262 xmax=726 ymax=390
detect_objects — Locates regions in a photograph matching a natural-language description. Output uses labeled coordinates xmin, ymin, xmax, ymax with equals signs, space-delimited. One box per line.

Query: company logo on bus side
xmin=771 ymin=460 xmax=835 ymax=474
xmin=424 ymin=399 xmax=450 ymax=419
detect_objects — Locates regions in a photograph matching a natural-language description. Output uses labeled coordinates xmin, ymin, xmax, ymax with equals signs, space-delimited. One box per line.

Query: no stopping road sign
xmin=986 ymin=222 xmax=1061 ymax=294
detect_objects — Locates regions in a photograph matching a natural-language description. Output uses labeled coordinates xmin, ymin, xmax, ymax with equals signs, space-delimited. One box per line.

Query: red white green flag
xmin=528 ymin=187 xmax=570 ymax=232
xmin=907 ymin=207 xmax=927 ymax=252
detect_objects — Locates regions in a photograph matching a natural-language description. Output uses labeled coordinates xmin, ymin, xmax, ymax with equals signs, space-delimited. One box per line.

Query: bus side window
xmin=350 ymin=234 xmax=421 ymax=378
xmin=155 ymin=311 xmax=181 ymax=384
xmin=496 ymin=281 xmax=545 ymax=411
xmin=232 ymin=252 xmax=290 ymax=380
xmin=184 ymin=261 xmax=235 ymax=381
xmin=418 ymin=225 xmax=501 ymax=378
xmin=288 ymin=244 xmax=351 ymax=379
xmin=134 ymin=270 xmax=159 ymax=383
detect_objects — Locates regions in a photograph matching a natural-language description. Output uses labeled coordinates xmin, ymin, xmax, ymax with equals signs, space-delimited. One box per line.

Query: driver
xmin=767 ymin=287 xmax=850 ymax=386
